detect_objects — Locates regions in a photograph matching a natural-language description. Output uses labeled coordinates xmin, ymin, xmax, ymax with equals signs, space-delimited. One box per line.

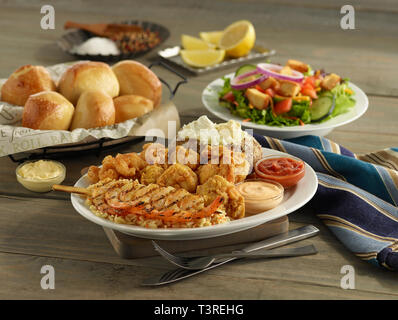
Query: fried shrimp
xmin=140 ymin=143 xmax=168 ymax=168
xmin=168 ymin=146 xmax=200 ymax=170
xmin=197 ymin=175 xmax=245 ymax=219
xmin=87 ymin=165 xmax=100 ymax=184
xmin=140 ymin=165 xmax=164 ymax=185
xmin=156 ymin=163 xmax=198 ymax=193
xmin=98 ymin=155 xmax=119 ymax=181
xmin=197 ymin=146 xmax=250 ymax=184
xmin=114 ymin=152 xmax=147 ymax=179
xmin=196 ymin=163 xmax=233 ymax=184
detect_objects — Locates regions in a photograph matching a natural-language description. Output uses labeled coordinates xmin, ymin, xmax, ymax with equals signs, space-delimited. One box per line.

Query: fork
xmin=152 ymin=225 xmax=319 ymax=270
xmin=153 ymin=242 xmax=317 ymax=270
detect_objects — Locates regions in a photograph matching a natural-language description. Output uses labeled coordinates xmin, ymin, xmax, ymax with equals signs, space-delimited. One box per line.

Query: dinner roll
xmin=58 ymin=61 xmax=119 ymax=105
xmin=22 ymin=91 xmax=74 ymax=130
xmin=1 ymin=65 xmax=56 ymax=106
xmin=112 ymin=60 xmax=162 ymax=108
xmin=70 ymin=90 xmax=115 ymax=130
xmin=113 ymin=95 xmax=154 ymax=123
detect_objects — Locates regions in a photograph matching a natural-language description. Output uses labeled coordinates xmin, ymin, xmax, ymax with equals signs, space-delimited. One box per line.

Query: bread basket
xmin=0 ymin=60 xmax=187 ymax=163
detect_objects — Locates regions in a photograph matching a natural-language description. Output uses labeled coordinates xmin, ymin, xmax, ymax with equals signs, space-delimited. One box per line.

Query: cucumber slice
xmin=273 ymin=94 xmax=287 ymax=103
xmin=235 ymin=64 xmax=257 ymax=77
xmin=310 ymin=95 xmax=334 ymax=121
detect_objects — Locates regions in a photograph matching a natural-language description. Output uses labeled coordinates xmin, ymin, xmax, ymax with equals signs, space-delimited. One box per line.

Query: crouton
xmin=258 ymin=77 xmax=279 ymax=91
xmin=278 ymin=80 xmax=301 ymax=97
xmin=287 ymin=59 xmax=309 ymax=73
xmin=280 ymin=66 xmax=293 ymax=76
xmin=245 ymin=88 xmax=271 ymax=110
xmin=321 ymin=73 xmax=341 ymax=90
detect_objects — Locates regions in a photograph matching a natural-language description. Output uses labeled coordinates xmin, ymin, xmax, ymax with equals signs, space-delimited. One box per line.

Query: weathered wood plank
xmin=0 ymin=2 xmax=397 ymax=97
xmin=0 ymin=239 xmax=397 ymax=300
xmin=0 ymin=195 xmax=397 ymax=298
xmin=0 ymin=245 xmax=397 ymax=300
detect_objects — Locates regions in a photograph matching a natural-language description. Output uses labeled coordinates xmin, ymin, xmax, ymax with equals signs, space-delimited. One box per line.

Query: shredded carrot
xmin=114 ymin=204 xmax=147 ymax=217
xmin=242 ymin=118 xmax=251 ymax=122
xmin=255 ymin=85 xmax=266 ymax=93
xmin=284 ymin=116 xmax=305 ymax=126
xmin=293 ymin=96 xmax=310 ymax=102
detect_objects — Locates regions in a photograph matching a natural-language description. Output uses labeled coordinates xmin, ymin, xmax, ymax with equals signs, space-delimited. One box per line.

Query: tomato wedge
xmin=265 ymin=88 xmax=275 ymax=97
xmin=255 ymin=157 xmax=305 ymax=188
xmin=274 ymin=98 xmax=292 ymax=115
xmin=303 ymin=76 xmax=316 ymax=88
xmin=301 ymin=84 xmax=318 ymax=99
xmin=222 ymin=91 xmax=235 ymax=102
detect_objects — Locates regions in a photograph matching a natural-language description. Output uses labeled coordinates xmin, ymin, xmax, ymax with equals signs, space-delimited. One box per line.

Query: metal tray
xmin=158 ymin=44 xmax=276 ymax=75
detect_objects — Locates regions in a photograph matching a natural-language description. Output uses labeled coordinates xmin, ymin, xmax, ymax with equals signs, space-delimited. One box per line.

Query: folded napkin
xmin=253 ymin=134 xmax=398 ymax=271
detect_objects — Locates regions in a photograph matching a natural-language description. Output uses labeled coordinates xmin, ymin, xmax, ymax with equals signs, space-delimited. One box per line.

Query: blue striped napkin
xmin=253 ymin=134 xmax=398 ymax=271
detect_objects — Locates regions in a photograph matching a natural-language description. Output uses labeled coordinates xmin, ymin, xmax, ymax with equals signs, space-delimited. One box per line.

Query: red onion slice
xmin=257 ymin=63 xmax=304 ymax=83
xmin=231 ymin=70 xmax=268 ymax=90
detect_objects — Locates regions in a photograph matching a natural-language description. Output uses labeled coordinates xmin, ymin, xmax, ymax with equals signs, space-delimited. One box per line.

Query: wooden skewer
xmin=52 ymin=184 xmax=91 ymax=196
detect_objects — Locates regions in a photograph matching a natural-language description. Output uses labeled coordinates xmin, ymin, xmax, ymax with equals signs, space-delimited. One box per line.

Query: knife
xmin=141 ymin=225 xmax=320 ymax=286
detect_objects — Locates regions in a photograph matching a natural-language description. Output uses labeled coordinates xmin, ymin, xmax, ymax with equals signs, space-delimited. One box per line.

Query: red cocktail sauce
xmin=255 ymin=157 xmax=305 ymax=188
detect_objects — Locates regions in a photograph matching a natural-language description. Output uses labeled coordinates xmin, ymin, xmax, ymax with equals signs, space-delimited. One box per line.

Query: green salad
xmin=218 ymin=60 xmax=356 ymax=127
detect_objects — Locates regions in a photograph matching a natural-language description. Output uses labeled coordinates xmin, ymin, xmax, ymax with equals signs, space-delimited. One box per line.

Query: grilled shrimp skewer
xmin=53 ymin=179 xmax=226 ymax=224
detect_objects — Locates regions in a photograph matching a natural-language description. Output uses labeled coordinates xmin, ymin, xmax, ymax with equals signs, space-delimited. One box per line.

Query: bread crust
xmin=114 ymin=95 xmax=154 ymax=123
xmin=70 ymin=90 xmax=115 ymax=130
xmin=112 ymin=60 xmax=162 ymax=108
xmin=22 ymin=91 xmax=74 ymax=130
xmin=58 ymin=61 xmax=119 ymax=105
xmin=1 ymin=65 xmax=56 ymax=106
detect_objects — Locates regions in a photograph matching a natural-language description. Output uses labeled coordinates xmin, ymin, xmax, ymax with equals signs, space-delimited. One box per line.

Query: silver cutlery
xmin=153 ymin=243 xmax=317 ymax=270
xmin=142 ymin=225 xmax=319 ymax=286
xmin=152 ymin=225 xmax=319 ymax=270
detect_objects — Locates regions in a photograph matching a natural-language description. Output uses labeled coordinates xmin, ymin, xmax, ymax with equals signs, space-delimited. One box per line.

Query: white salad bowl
xmin=202 ymin=73 xmax=368 ymax=139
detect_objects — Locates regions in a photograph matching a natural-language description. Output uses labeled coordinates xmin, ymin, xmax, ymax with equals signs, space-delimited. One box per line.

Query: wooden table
xmin=0 ymin=0 xmax=397 ymax=300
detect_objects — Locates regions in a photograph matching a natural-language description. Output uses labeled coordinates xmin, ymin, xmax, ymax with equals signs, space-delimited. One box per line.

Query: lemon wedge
xmin=180 ymin=49 xmax=226 ymax=68
xmin=218 ymin=20 xmax=256 ymax=58
xmin=199 ymin=31 xmax=224 ymax=46
xmin=181 ymin=34 xmax=215 ymax=50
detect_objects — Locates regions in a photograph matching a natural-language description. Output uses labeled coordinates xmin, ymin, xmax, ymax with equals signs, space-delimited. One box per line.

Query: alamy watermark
xmin=340 ymin=5 xmax=355 ymax=30
xmin=40 ymin=265 xmax=55 ymax=290
xmin=340 ymin=265 xmax=355 ymax=289
xmin=40 ymin=5 xmax=55 ymax=30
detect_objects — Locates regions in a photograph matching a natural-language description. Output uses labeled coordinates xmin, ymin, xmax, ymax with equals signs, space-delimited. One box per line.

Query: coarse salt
xmin=70 ymin=37 xmax=120 ymax=55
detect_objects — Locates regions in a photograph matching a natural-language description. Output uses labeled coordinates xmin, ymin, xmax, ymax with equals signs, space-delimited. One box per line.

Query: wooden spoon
xmin=64 ymin=21 xmax=143 ymax=37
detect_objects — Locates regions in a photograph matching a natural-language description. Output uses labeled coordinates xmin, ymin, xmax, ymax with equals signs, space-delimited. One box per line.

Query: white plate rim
xmin=201 ymin=72 xmax=368 ymax=132
xmin=71 ymin=148 xmax=318 ymax=240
